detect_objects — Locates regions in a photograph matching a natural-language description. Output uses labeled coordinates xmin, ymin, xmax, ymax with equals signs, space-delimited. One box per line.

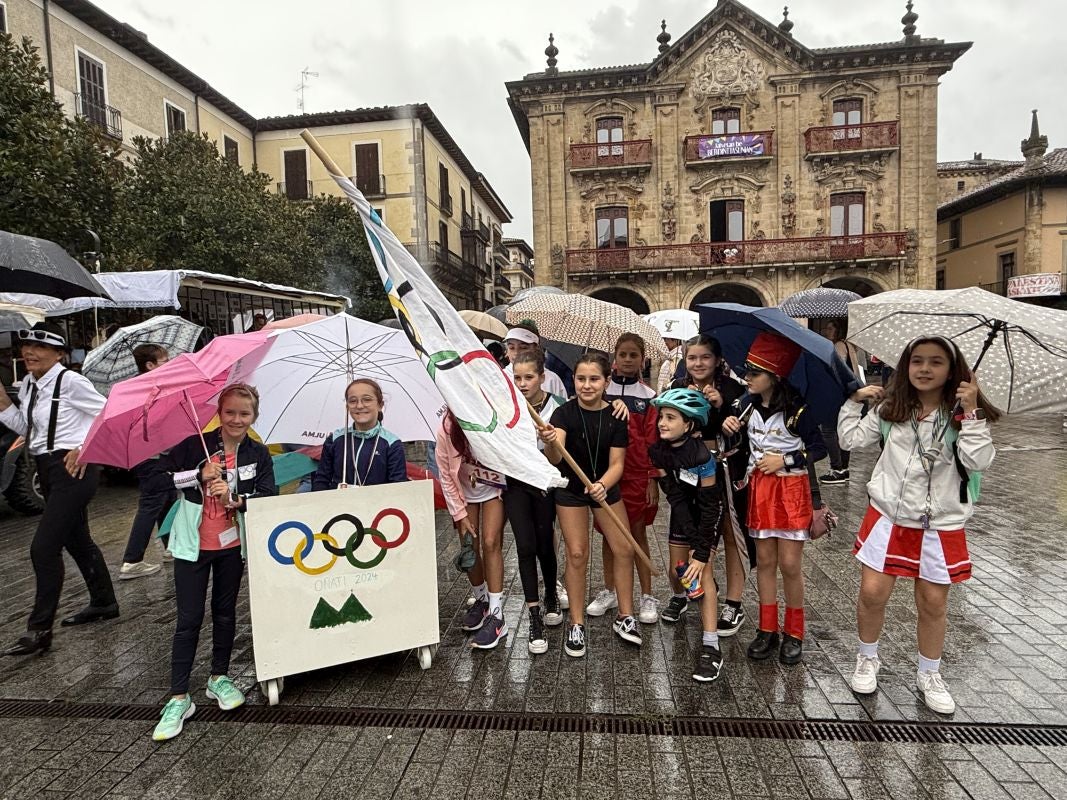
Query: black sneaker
xmin=693 ymin=645 xmax=724 ymax=682
xmin=746 ymin=629 xmax=780 ymax=660
xmin=565 ymin=623 xmax=586 ymax=657
xmin=660 ymin=595 xmax=688 ymax=623
xmin=819 ymin=469 xmax=850 ymax=485
xmin=528 ymin=607 xmax=548 ymax=655
xmin=543 ymin=596 xmax=564 ymax=627
xmin=716 ymin=604 xmax=745 ymax=638
xmin=779 ymin=634 xmax=803 ymax=665
xmin=612 ymin=615 xmax=642 ymax=646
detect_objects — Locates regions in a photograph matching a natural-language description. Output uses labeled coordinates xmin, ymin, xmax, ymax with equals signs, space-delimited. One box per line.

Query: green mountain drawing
xmin=309 ymin=593 xmax=373 ymax=630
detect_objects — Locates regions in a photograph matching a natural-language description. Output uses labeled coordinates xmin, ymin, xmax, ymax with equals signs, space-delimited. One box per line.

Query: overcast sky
xmin=103 ymin=0 xmax=1064 ymax=243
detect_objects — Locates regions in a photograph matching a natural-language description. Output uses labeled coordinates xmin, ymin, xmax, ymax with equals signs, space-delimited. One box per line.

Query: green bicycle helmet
xmin=651 ymin=388 xmax=711 ymax=425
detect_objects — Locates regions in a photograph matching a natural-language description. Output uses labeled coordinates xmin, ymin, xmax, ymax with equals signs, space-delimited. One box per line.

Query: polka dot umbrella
xmin=778 ymin=287 xmax=862 ymax=319
xmin=847 ymin=287 xmax=1067 ymax=413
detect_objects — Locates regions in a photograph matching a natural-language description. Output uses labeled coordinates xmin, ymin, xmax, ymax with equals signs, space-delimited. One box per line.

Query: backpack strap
xmin=942 ymin=426 xmax=971 ymax=504
xmin=46 ymin=368 xmax=67 ymax=452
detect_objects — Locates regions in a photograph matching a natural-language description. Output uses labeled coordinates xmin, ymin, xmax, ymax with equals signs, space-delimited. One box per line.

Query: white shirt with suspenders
xmin=0 ymin=363 xmax=106 ymax=456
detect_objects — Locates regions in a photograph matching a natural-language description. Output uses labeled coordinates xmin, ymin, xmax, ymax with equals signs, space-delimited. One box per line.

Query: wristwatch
xmin=783 ymin=452 xmax=796 ymax=468
xmin=963 ymin=409 xmax=986 ymax=421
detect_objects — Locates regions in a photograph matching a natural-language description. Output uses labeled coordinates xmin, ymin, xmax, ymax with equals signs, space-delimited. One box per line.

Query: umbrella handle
xmin=942 ymin=320 xmax=1003 ymax=439
xmin=525 ymin=400 xmax=661 ymax=577
xmin=181 ymin=390 xmax=213 ymax=463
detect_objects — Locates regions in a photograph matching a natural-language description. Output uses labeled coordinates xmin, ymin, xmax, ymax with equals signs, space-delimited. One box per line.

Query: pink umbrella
xmin=263 ymin=313 xmax=326 ymax=330
xmin=80 ymin=331 xmax=271 ymax=468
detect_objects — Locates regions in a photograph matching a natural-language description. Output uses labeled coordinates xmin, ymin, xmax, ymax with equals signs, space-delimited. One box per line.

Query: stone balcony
xmin=803 ymin=121 xmax=899 ymax=158
xmin=568 ymin=139 xmax=653 ymax=174
xmin=565 ymin=232 xmax=907 ymax=275
xmin=683 ymin=131 xmax=775 ymax=167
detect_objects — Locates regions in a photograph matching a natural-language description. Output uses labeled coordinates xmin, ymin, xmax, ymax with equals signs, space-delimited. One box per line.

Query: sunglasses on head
xmin=17 ymin=329 xmax=66 ymax=348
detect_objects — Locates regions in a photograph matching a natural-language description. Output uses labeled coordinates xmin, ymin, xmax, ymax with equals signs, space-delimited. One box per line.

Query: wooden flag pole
xmin=525 ymin=400 xmax=660 ymax=577
xmin=301 ymin=129 xmax=345 ymax=178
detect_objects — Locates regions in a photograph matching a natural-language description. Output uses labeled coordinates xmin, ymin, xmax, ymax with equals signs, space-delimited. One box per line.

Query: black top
xmin=670 ymin=373 xmax=748 ymax=481
xmin=550 ymin=400 xmax=628 ymax=494
xmin=150 ymin=429 xmax=278 ymax=506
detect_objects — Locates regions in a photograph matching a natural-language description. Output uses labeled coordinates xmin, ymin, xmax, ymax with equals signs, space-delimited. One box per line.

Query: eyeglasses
xmin=17 ymin=329 xmax=66 ymax=348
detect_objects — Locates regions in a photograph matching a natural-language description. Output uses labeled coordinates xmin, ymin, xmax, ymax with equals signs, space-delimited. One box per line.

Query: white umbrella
xmin=0 ymin=301 xmax=45 ymax=332
xmin=848 ymin=287 xmax=1067 ymax=413
xmin=81 ymin=315 xmax=203 ymax=394
xmin=226 ymin=312 xmax=446 ymax=444
xmin=645 ymin=309 xmax=699 ymax=341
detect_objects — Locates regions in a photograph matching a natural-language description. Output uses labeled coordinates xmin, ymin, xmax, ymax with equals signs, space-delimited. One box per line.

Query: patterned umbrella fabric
xmin=847 ymin=287 xmax=1067 ymax=413
xmin=506 ymin=293 xmax=668 ymax=366
xmin=510 ymin=285 xmax=566 ymax=305
xmin=82 ymin=315 xmax=203 ymax=394
xmin=0 ymin=230 xmax=109 ymax=300
xmin=778 ymin=287 xmax=862 ymax=319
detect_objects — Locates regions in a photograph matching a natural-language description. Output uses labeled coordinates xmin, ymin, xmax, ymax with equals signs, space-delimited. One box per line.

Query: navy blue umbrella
xmin=696 ymin=303 xmax=861 ymax=425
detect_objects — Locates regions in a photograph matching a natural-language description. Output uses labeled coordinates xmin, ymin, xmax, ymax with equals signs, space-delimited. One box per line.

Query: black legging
xmin=503 ymin=480 xmax=558 ymax=605
xmin=820 ymin=422 xmax=851 ymax=471
xmin=170 ymin=547 xmax=244 ymax=694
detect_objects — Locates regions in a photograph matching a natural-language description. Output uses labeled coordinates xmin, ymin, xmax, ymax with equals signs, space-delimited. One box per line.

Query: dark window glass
xmin=710 ymin=200 xmax=744 ymax=242
xmin=595 ymin=207 xmax=628 ymax=249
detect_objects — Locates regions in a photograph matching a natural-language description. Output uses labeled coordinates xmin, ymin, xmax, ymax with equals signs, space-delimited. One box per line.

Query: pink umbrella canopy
xmin=80 ymin=331 xmax=271 ymax=468
xmin=263 ymin=312 xmax=326 ymax=330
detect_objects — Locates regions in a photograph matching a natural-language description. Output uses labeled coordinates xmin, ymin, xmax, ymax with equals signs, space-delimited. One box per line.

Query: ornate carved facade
xmin=506 ymin=0 xmax=970 ymax=312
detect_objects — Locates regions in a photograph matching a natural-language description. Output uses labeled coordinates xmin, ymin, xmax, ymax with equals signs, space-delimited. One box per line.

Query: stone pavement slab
xmin=0 ymin=414 xmax=1064 ymax=798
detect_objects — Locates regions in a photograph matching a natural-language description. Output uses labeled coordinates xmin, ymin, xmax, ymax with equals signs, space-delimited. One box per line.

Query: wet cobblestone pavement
xmin=0 ymin=415 xmax=1065 ymax=799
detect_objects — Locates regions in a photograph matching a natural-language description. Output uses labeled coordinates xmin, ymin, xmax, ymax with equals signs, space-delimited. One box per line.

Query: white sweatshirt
xmin=837 ymin=400 xmax=995 ymax=530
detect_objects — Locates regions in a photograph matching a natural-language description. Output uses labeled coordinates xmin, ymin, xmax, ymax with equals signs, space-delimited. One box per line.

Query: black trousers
xmin=503 ymin=481 xmax=558 ymax=604
xmin=122 ymin=461 xmax=177 ymax=563
xmin=28 ymin=453 xmax=116 ymax=631
xmin=170 ymin=547 xmax=244 ymax=695
xmin=820 ymin=422 xmax=851 ymax=471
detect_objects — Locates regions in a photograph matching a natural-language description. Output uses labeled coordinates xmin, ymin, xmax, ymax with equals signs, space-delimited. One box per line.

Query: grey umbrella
xmin=0 ymin=230 xmax=109 ymax=300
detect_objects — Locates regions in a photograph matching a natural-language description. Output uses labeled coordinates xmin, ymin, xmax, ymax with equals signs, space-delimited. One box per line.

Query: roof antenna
xmin=297 ymin=67 xmax=318 ymax=112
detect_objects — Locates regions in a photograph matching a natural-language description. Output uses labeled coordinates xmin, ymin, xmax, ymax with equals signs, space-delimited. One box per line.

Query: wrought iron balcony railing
xmin=277 ymin=180 xmax=313 ymax=201
xmin=565 ymin=232 xmax=907 ymax=274
xmin=440 ymin=194 xmax=453 ymax=216
xmin=354 ymin=173 xmax=386 ymax=198
xmin=684 ymin=131 xmax=774 ymax=164
xmin=74 ymin=93 xmax=122 ymax=140
xmin=569 ymin=139 xmax=653 ymax=171
xmin=804 ymin=121 xmax=900 ymax=156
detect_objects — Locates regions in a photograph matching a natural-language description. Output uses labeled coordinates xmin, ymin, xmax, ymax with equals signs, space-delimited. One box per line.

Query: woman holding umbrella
xmin=839 ymin=336 xmax=998 ymax=714
xmin=0 ymin=323 xmax=119 ymax=657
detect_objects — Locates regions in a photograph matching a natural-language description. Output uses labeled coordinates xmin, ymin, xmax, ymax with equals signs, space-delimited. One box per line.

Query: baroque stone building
xmin=506 ymin=0 xmax=970 ymax=312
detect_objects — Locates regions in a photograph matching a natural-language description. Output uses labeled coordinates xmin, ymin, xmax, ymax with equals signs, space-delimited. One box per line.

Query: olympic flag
xmin=301 ymin=130 xmax=566 ymax=491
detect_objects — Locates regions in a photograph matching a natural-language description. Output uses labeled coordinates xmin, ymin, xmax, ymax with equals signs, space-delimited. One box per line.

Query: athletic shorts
xmin=555 ymin=485 xmax=621 ymax=509
xmin=853 ymin=505 xmax=971 ymax=584
xmin=620 ymin=477 xmax=659 ymax=527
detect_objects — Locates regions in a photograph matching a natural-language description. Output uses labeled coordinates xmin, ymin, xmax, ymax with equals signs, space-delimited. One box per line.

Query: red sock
xmin=759 ymin=603 xmax=779 ymax=633
xmin=784 ymin=606 xmax=805 ymax=640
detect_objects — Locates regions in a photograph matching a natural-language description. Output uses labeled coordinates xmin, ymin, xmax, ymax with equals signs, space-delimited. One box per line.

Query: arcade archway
xmin=588 ymin=286 xmax=651 ymax=315
xmin=820 ymin=276 xmax=882 ymax=297
xmin=688 ymin=282 xmax=765 ymax=311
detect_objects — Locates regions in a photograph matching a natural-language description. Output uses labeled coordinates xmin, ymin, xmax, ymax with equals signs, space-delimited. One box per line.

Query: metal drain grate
xmin=1 ymin=699 xmax=1064 ymax=747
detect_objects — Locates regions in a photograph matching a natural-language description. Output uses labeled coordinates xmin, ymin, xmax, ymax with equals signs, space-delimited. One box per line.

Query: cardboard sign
xmin=245 ymin=480 xmax=438 ymax=681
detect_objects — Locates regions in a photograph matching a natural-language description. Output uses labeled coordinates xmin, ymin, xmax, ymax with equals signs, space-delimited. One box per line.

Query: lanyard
xmin=344 ymin=430 xmax=381 ymax=487
xmin=580 ymin=406 xmax=604 ymax=479
xmin=911 ymin=408 xmax=947 ymax=529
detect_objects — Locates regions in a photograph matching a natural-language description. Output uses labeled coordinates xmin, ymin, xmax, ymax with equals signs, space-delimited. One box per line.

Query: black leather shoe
xmin=3 ymin=630 xmax=53 ymax=656
xmin=60 ymin=603 xmax=119 ymax=627
xmin=779 ymin=634 xmax=803 ymax=665
xmin=746 ymin=629 xmax=780 ymax=660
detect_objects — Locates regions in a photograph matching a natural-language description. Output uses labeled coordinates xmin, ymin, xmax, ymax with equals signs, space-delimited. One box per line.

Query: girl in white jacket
xmin=838 ymin=335 xmax=998 ymax=715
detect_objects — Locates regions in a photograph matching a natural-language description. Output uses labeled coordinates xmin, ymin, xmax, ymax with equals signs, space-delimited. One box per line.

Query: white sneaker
xmin=157 ymin=539 xmax=173 ymax=562
xmin=637 ymin=594 xmax=659 ymax=624
xmin=917 ymin=670 xmax=956 ymax=714
xmin=586 ymin=588 xmax=617 ymax=617
xmin=556 ymin=580 xmax=569 ymax=610
xmin=119 ymin=561 xmax=162 ymax=580
xmin=850 ymin=654 xmax=881 ymax=695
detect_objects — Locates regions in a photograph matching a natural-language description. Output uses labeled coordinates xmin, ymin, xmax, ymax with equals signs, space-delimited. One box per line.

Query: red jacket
xmin=606 ymin=374 xmax=658 ymax=483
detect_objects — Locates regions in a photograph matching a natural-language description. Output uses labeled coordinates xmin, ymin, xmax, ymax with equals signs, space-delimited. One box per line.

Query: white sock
xmin=674 ymin=591 xmax=688 ymax=599
xmin=702 ymin=631 xmax=719 ymax=649
xmin=918 ymin=653 xmax=941 ymax=674
xmin=858 ymin=639 xmax=879 ymax=659
xmin=473 ymin=582 xmax=488 ymax=602
xmin=488 ymin=592 xmax=503 ymax=618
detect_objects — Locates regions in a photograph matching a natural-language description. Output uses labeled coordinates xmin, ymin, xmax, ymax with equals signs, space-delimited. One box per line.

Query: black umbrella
xmin=0 ymin=229 xmax=109 ymax=300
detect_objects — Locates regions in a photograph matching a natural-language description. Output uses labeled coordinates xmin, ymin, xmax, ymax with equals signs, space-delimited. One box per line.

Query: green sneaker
xmin=152 ymin=696 xmax=195 ymax=741
xmin=206 ymin=675 xmax=245 ymax=711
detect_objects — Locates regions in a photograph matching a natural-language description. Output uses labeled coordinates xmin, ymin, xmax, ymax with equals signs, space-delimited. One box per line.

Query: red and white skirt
xmin=853 ymin=505 xmax=971 ymax=584
xmin=747 ymin=471 xmax=812 ymax=541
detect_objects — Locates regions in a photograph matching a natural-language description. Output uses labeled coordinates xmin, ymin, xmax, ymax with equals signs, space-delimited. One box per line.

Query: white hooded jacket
xmin=837 ymin=400 xmax=995 ymax=530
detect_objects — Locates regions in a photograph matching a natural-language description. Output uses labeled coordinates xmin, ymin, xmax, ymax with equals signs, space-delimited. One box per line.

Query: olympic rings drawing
xmin=267 ymin=508 xmax=411 ymax=576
